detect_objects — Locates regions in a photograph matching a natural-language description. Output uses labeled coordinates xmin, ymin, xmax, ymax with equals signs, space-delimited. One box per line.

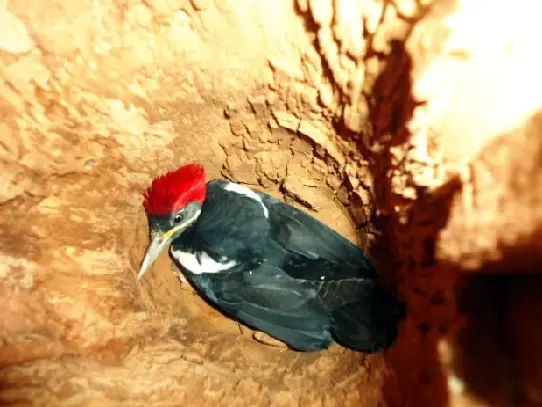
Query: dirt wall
xmin=1 ymin=0 xmax=541 ymax=406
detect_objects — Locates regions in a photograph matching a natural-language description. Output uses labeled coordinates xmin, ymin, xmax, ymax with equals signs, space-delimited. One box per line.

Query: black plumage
xmin=169 ymin=179 xmax=404 ymax=352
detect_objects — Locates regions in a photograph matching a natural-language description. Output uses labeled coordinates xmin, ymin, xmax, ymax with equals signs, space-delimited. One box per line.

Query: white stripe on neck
xmin=171 ymin=250 xmax=236 ymax=274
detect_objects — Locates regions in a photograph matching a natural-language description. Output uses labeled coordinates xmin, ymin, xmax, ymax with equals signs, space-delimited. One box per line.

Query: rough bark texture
xmin=1 ymin=0 xmax=541 ymax=406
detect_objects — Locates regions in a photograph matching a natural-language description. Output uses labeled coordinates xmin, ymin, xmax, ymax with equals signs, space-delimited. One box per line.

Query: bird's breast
xmin=170 ymin=248 xmax=237 ymax=275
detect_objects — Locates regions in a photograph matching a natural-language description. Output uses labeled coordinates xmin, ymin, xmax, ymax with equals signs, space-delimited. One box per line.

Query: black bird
xmin=138 ymin=163 xmax=404 ymax=352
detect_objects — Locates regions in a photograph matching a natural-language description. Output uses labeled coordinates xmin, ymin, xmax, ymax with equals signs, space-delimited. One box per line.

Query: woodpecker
xmin=138 ymin=163 xmax=404 ymax=352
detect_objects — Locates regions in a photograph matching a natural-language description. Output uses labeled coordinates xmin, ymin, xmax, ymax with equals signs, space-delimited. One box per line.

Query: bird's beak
xmin=137 ymin=226 xmax=181 ymax=281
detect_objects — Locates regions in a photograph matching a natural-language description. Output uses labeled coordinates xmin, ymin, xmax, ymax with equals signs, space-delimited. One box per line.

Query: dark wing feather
xmin=209 ymin=263 xmax=332 ymax=350
xmin=213 ymin=263 xmax=328 ymax=325
xmin=310 ymin=277 xmax=376 ymax=309
xmin=210 ymin=256 xmax=376 ymax=330
xmin=257 ymin=192 xmax=377 ymax=279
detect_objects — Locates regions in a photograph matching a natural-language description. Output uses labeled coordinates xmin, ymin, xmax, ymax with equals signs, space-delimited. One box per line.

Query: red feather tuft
xmin=143 ymin=163 xmax=207 ymax=215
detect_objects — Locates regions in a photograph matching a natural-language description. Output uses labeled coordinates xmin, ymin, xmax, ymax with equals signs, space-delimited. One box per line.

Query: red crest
xmin=143 ymin=163 xmax=207 ymax=215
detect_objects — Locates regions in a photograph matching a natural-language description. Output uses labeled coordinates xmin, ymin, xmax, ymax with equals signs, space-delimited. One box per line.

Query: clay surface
xmin=1 ymin=0 xmax=541 ymax=406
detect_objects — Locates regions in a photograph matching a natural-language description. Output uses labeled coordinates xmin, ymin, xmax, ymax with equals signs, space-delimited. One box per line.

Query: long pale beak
xmin=137 ymin=227 xmax=179 ymax=281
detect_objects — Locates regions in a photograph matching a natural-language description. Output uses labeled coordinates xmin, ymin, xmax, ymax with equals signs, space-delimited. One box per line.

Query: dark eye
xmin=174 ymin=214 xmax=183 ymax=224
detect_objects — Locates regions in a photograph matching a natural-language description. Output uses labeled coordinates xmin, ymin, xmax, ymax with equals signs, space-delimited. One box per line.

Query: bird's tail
xmin=330 ymin=285 xmax=406 ymax=353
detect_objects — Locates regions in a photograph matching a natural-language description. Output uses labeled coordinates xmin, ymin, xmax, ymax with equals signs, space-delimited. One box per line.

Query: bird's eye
xmin=174 ymin=214 xmax=183 ymax=224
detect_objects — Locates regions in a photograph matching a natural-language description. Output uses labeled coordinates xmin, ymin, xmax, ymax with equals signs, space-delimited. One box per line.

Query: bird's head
xmin=137 ymin=163 xmax=207 ymax=281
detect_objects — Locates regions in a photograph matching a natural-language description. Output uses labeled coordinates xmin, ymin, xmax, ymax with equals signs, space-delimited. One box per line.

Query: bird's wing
xmin=213 ymin=258 xmax=375 ymax=322
xmin=212 ymin=262 xmax=331 ymax=337
xmin=257 ymin=192 xmax=376 ymax=279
